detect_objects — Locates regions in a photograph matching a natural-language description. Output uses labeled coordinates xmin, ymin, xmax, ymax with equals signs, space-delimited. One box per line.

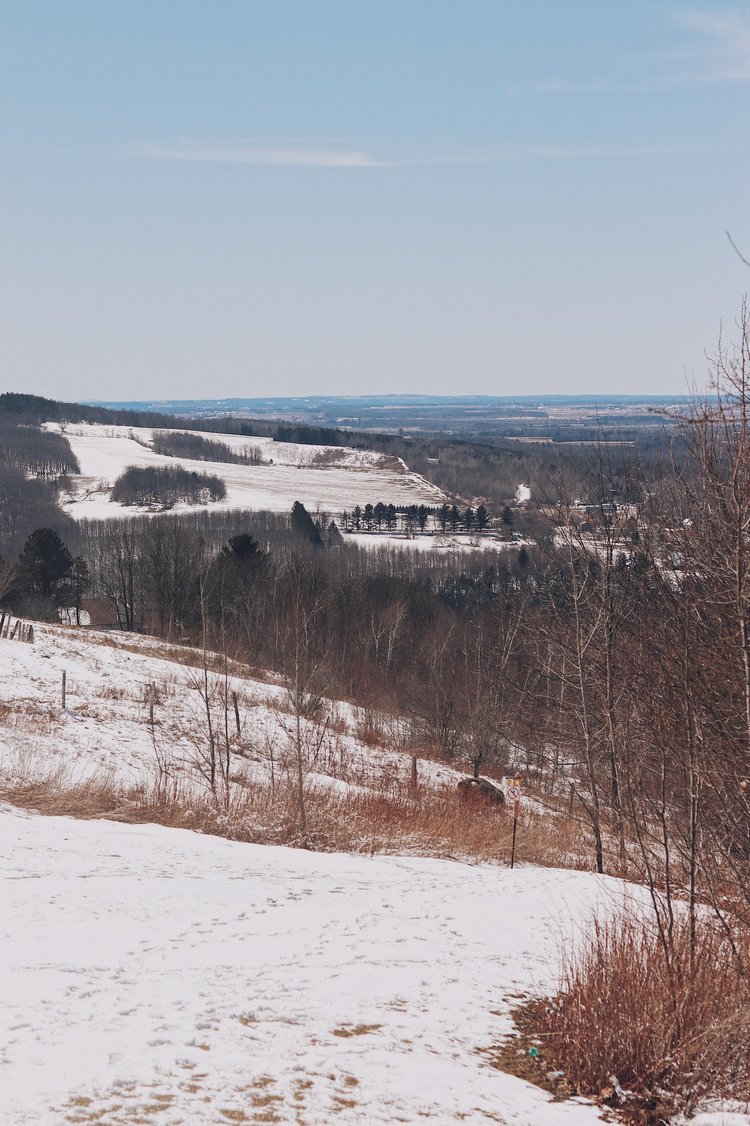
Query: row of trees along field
xmin=150 ymin=430 xmax=262 ymax=465
xmin=341 ymin=503 xmax=490 ymax=534
xmin=0 ymin=418 xmax=79 ymax=478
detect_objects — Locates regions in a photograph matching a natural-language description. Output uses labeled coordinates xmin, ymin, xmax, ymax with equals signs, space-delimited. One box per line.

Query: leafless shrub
xmin=353 ymin=703 xmax=388 ymax=747
xmin=142 ymin=677 xmax=174 ymax=706
xmin=0 ymin=699 xmax=58 ymax=736
xmin=533 ymin=912 xmax=750 ymax=1122
xmin=95 ymin=682 xmax=129 ymax=701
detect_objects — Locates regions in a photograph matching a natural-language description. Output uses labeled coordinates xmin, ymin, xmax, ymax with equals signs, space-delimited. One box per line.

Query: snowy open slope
xmin=2 ymin=626 xmax=748 ymax=1123
xmin=1 ymin=803 xmax=620 ymax=1125
xmin=48 ymin=423 xmax=447 ymax=519
xmin=0 ymin=624 xmax=461 ymax=799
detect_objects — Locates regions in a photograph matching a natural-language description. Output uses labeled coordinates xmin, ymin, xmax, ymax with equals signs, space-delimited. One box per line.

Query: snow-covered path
xmin=0 ymin=806 xmax=619 ymax=1124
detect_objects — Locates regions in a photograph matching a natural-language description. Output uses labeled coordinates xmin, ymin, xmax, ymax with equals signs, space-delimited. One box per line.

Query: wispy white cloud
xmin=507 ymin=78 xmax=662 ymax=96
xmin=509 ymin=7 xmax=750 ymax=96
xmin=672 ymin=7 xmax=750 ymax=84
xmin=126 ymin=139 xmax=700 ymax=169
xmin=128 ymin=140 xmax=387 ymax=167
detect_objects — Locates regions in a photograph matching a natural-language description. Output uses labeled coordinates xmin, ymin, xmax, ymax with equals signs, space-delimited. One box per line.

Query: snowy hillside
xmin=0 ymin=623 xmax=460 ymax=801
xmin=1 ymin=803 xmax=619 ymax=1125
xmin=0 ymin=624 xmax=620 ymax=1123
xmin=47 ymin=422 xmax=447 ymax=519
xmin=2 ymin=623 xmax=748 ymax=1124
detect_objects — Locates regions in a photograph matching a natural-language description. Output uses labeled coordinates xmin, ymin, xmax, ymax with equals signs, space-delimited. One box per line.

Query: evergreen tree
xmin=291 ymin=501 xmax=323 ymax=546
xmin=16 ymin=527 xmax=74 ymax=602
xmin=327 ymin=520 xmax=343 ymax=546
xmin=221 ymin=532 xmax=265 ymax=564
xmin=71 ymin=556 xmax=90 ymax=625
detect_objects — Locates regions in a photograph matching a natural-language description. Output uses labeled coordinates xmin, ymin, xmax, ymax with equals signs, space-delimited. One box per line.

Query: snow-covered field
xmin=345 ymin=531 xmax=532 ymax=556
xmin=48 ymin=423 xmax=447 ymax=520
xmin=2 ymin=802 xmax=621 ymax=1125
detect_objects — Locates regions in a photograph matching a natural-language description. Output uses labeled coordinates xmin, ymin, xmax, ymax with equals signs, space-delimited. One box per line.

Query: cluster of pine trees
xmin=341 ymin=502 xmax=490 ymax=534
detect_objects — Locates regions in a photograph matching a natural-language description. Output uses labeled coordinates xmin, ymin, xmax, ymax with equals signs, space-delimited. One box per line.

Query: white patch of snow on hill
xmin=47 ymin=423 xmax=448 ymax=519
xmin=345 ymin=531 xmax=529 ymax=555
xmin=1 ymin=625 xmax=746 ymax=1123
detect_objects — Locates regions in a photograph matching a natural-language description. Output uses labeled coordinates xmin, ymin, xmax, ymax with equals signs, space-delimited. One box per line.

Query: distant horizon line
xmin=85 ymin=392 xmax=693 ymax=406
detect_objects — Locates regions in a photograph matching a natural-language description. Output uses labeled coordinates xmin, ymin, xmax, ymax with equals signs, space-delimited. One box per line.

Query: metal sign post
xmin=507 ymin=777 xmax=523 ymax=868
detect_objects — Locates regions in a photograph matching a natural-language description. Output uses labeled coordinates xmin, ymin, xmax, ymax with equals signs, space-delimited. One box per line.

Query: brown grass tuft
xmin=511 ymin=912 xmax=750 ymax=1122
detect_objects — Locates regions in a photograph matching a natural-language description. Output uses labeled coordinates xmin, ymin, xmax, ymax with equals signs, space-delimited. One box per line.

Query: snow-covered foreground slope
xmin=2 ymin=625 xmax=748 ymax=1123
xmin=49 ymin=422 xmax=447 ymax=519
xmin=1 ymin=803 xmax=620 ymax=1125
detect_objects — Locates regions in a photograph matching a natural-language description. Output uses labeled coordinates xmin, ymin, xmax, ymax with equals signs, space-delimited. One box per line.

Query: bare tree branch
xmin=726 ymin=230 xmax=750 ymax=268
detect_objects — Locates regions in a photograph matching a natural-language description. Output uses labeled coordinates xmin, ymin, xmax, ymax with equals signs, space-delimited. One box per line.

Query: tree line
xmin=0 ymin=416 xmax=79 ymax=558
xmin=150 ymin=430 xmax=262 ymax=465
xmin=0 ymin=419 xmax=80 ymax=478
xmin=110 ymin=465 xmax=227 ymax=507
xmin=0 ymin=390 xmax=672 ymax=511
xmin=340 ymin=502 xmax=490 ymax=535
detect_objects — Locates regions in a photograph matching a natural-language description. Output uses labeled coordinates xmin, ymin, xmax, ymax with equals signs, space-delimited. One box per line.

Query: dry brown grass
xmin=0 ymin=698 xmax=59 ymax=736
xmin=82 ymin=629 xmax=272 ymax=684
xmin=0 ymin=760 xmax=596 ymax=869
xmin=510 ymin=912 xmax=750 ymax=1123
xmin=331 ymin=1024 xmax=381 ymax=1038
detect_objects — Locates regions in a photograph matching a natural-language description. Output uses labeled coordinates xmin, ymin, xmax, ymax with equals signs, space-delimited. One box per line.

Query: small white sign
xmin=506 ymin=785 xmax=522 ymax=802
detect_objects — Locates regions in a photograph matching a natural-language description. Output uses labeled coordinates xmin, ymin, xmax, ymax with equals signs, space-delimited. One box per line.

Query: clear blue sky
xmin=1 ymin=1 xmax=749 ymax=400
